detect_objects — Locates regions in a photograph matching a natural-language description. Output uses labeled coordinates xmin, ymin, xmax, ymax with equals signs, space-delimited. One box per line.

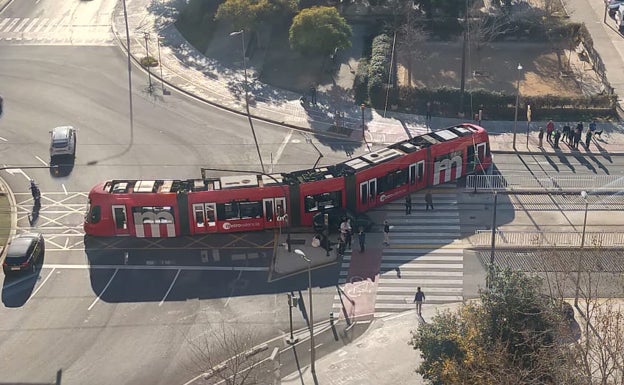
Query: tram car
xmin=84 ymin=123 xmax=491 ymax=237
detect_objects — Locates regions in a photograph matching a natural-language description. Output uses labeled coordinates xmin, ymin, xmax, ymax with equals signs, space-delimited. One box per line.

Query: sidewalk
xmin=281 ymin=303 xmax=462 ymax=385
xmin=114 ymin=0 xmax=624 ymax=152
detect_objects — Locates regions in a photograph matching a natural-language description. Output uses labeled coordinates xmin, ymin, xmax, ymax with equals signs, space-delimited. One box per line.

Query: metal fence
xmin=471 ymin=230 xmax=624 ymax=248
xmin=466 ymin=175 xmax=624 ymax=193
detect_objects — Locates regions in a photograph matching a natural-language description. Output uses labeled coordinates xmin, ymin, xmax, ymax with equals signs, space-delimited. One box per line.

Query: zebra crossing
xmin=333 ymin=184 xmax=465 ymax=318
xmin=0 ymin=17 xmax=114 ymax=46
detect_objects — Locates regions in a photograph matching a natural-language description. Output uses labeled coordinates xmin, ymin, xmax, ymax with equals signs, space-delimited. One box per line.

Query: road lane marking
xmin=62 ymin=183 xmax=67 ymax=195
xmin=43 ymin=263 xmax=268 ymax=272
xmin=270 ymin=130 xmax=293 ymax=172
xmin=26 ymin=268 xmax=55 ymax=304
xmin=159 ymin=269 xmax=181 ymax=306
xmin=35 ymin=155 xmax=48 ymax=166
xmin=0 ymin=136 xmax=7 ymax=141
xmin=88 ymin=268 xmax=118 ymax=310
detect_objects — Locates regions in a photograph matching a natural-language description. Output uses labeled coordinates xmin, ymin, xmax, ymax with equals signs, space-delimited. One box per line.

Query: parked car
xmin=312 ymin=208 xmax=373 ymax=234
xmin=49 ymin=126 xmax=76 ymax=158
xmin=2 ymin=232 xmax=45 ymax=275
xmin=605 ymin=0 xmax=624 ymax=16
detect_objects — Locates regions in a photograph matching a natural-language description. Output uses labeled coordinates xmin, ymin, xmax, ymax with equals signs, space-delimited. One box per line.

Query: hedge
xmin=367 ymin=33 xmax=392 ymax=107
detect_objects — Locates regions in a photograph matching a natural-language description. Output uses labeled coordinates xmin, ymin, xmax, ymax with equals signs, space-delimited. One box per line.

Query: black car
xmin=2 ymin=232 xmax=45 ymax=275
xmin=312 ymin=208 xmax=373 ymax=233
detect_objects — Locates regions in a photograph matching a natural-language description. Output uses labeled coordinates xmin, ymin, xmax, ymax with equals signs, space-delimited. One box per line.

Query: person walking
xmin=538 ymin=127 xmax=544 ymax=148
xmin=562 ymin=123 xmax=570 ymax=142
xmin=574 ymin=127 xmax=582 ymax=149
xmin=553 ymin=129 xmax=561 ymax=148
xmin=358 ymin=227 xmax=366 ymax=253
xmin=546 ymin=120 xmax=554 ymax=142
xmin=585 ymin=130 xmax=593 ymax=149
xmin=344 ymin=219 xmax=352 ymax=249
xmin=425 ymin=190 xmax=434 ymax=210
xmin=413 ymin=287 xmax=426 ymax=315
xmin=405 ymin=194 xmax=412 ymax=215
xmin=383 ymin=220 xmax=390 ymax=246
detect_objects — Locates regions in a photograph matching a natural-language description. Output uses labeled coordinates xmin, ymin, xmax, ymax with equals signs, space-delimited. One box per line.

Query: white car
xmin=49 ymin=126 xmax=76 ymax=157
xmin=616 ymin=4 xmax=624 ymax=29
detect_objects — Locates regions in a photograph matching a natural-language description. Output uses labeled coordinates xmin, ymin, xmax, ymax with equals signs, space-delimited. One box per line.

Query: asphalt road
xmin=0 ymin=1 xmax=350 ymax=382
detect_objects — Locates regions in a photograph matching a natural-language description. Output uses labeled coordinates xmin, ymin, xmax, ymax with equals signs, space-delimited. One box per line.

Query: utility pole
xmin=459 ymin=0 xmax=468 ymax=117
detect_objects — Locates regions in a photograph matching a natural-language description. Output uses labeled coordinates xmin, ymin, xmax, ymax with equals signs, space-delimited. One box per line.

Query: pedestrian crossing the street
xmin=332 ymin=184 xmax=465 ymax=318
xmin=0 ymin=17 xmax=114 ymax=46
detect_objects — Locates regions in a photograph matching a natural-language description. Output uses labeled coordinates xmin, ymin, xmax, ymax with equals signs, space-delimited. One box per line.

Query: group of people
xmin=336 ymin=218 xmax=366 ymax=256
xmin=538 ymin=120 xmax=601 ymax=150
xmin=404 ymin=191 xmax=434 ymax=215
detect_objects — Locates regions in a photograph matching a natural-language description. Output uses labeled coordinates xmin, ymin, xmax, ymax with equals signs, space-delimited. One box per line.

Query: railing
xmin=471 ymin=230 xmax=624 ymax=248
xmin=466 ymin=175 xmax=624 ymax=193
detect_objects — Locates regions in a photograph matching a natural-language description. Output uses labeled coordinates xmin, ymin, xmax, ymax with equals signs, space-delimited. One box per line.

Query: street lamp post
xmin=360 ymin=104 xmax=366 ymax=139
xmin=575 ymin=190 xmax=589 ymax=307
xmin=512 ymin=63 xmax=523 ymax=150
xmin=487 ymin=191 xmax=498 ymax=289
xmin=143 ymin=31 xmax=153 ymax=92
xmin=230 ymin=30 xmax=265 ymax=174
xmin=294 ymin=249 xmax=315 ymax=378
xmin=156 ymin=37 xmax=168 ymax=95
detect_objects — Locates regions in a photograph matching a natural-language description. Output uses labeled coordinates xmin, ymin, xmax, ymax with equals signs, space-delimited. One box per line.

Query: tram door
xmin=409 ymin=161 xmax=426 ymax=190
xmin=359 ymin=178 xmax=377 ymax=211
xmin=111 ymin=205 xmax=129 ymax=236
xmin=263 ymin=197 xmax=287 ymax=228
xmin=192 ymin=203 xmax=217 ymax=234
xmin=476 ymin=142 xmax=487 ymax=166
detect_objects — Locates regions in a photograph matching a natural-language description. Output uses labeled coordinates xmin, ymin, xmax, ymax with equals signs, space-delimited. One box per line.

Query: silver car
xmin=49 ymin=126 xmax=76 ymax=157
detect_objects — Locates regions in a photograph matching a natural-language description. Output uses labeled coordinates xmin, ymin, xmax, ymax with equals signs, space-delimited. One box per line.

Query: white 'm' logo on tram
xmin=433 ymin=155 xmax=463 ymax=185
xmin=133 ymin=211 xmax=176 ymax=237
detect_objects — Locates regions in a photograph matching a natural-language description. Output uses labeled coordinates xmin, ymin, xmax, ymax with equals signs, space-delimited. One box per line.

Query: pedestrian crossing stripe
xmin=0 ymin=17 xmax=114 ymax=46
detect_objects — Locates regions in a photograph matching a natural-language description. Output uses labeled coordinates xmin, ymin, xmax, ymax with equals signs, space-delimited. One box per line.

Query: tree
xmin=397 ymin=9 xmax=428 ymax=87
xmin=289 ymin=6 xmax=352 ymax=57
xmin=216 ymin=0 xmax=298 ymax=31
xmin=187 ymin=322 xmax=268 ymax=385
xmin=411 ymin=267 xmax=567 ymax=385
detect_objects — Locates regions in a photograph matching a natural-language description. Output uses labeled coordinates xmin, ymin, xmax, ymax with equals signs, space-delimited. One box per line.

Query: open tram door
xmin=358 ymin=178 xmax=377 ymax=212
xmin=263 ymin=197 xmax=287 ymax=229
xmin=111 ymin=205 xmax=129 ymax=236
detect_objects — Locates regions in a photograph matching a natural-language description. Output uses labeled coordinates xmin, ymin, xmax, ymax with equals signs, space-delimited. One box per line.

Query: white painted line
xmin=88 ymin=268 xmax=118 ymax=311
xmin=26 ymin=268 xmax=55 ymax=304
xmin=64 ymin=239 xmax=69 ymax=249
xmin=22 ymin=18 xmax=39 ymax=33
xmin=159 ymin=269 xmax=180 ymax=306
xmin=34 ymin=157 xmax=48 ymax=167
xmin=0 ymin=136 xmax=7 ymax=141
xmin=12 ymin=18 xmax=30 ymax=33
xmin=43 ymin=263 xmax=269 ymax=272
xmin=62 ymin=184 xmax=67 ymax=195
xmin=270 ymin=130 xmax=293 ymax=172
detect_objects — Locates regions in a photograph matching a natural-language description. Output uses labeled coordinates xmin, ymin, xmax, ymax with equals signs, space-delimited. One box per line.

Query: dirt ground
xmin=397 ymin=41 xmax=603 ymax=97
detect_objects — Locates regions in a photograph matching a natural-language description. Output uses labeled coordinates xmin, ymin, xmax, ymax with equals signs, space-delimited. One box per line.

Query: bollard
xmin=329 ymin=312 xmax=334 ymax=325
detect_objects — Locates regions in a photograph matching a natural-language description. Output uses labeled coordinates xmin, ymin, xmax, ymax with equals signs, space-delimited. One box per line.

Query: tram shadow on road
xmin=83 ymin=235 xmax=340 ymax=304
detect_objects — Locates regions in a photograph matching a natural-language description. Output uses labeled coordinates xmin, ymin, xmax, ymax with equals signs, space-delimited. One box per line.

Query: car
xmin=49 ymin=126 xmax=76 ymax=158
xmin=605 ymin=0 xmax=624 ymax=16
xmin=2 ymin=232 xmax=45 ymax=275
xmin=312 ymin=207 xmax=373 ymax=234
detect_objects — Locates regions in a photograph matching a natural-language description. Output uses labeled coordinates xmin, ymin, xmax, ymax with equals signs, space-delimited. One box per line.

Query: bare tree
xmin=187 ymin=322 xmax=268 ymax=385
xmin=468 ymin=3 xmax=514 ymax=52
xmin=397 ymin=9 xmax=428 ymax=87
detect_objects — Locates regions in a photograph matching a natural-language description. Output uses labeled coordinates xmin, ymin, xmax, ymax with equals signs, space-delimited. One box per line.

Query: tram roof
xmin=283 ymin=124 xmax=481 ymax=183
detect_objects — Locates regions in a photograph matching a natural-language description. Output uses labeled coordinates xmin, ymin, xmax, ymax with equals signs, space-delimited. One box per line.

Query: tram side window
xmin=378 ymin=169 xmax=408 ymax=193
xmin=239 ymin=201 xmax=262 ymax=218
xmin=304 ymin=191 xmax=342 ymax=213
xmin=217 ymin=201 xmax=261 ymax=220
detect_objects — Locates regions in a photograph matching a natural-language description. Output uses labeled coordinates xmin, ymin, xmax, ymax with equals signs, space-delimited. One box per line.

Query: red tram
xmin=84 ymin=123 xmax=491 ymax=237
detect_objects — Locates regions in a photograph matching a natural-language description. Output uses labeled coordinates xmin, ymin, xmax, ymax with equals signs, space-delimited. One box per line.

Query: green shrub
xmin=140 ymin=56 xmax=158 ymax=67
xmin=367 ymin=33 xmax=392 ymax=107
